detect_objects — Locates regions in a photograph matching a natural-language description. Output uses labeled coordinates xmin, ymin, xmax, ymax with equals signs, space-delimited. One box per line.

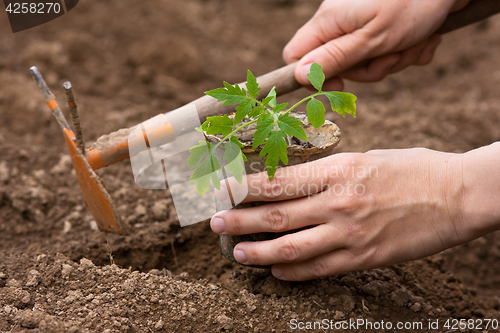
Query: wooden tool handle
xmin=194 ymin=63 xmax=299 ymax=120
xmin=437 ymin=0 xmax=500 ymax=34
xmin=196 ymin=0 xmax=500 ymax=120
xmin=88 ymin=0 xmax=500 ymax=170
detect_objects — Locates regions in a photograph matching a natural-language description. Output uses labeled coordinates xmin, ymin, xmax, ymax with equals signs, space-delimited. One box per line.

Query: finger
xmin=322 ymin=76 xmax=345 ymax=92
xmin=339 ymin=53 xmax=401 ymax=82
xmin=295 ymin=27 xmax=376 ymax=85
xmin=339 ymin=35 xmax=441 ymax=82
xmin=271 ymin=249 xmax=361 ymax=281
xmin=414 ymin=34 xmax=441 ymax=66
xmin=282 ymin=5 xmax=355 ymax=65
xmin=233 ymin=224 xmax=346 ymax=266
xmin=283 ymin=19 xmax=326 ymax=64
xmin=211 ymin=193 xmax=329 ymax=236
xmin=215 ymin=157 xmax=332 ymax=204
xmin=389 ymin=35 xmax=441 ymax=73
xmin=386 ymin=39 xmax=429 ymax=74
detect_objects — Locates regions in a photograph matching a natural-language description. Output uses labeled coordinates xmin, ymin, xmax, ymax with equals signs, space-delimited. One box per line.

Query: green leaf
xmin=229 ymin=136 xmax=247 ymax=161
xmin=249 ymin=106 xmax=263 ymax=118
xmin=306 ymin=97 xmax=326 ymax=128
xmin=188 ymin=141 xmax=222 ymax=195
xmin=223 ymin=81 xmax=246 ymax=101
xmin=246 ymin=70 xmax=261 ymax=99
xmin=224 ymin=139 xmax=244 ymax=162
xmin=205 ymin=82 xmax=247 ymax=106
xmin=322 ymin=91 xmax=357 ymax=118
xmin=188 ymin=140 xmax=212 ymax=169
xmin=307 ymin=63 xmax=325 ymax=92
xmin=262 ymin=87 xmax=277 ymax=108
xmin=201 ymin=120 xmax=209 ymax=131
xmin=234 ymin=99 xmax=254 ymax=124
xmin=260 ymin=130 xmax=288 ymax=180
xmin=273 ymin=102 xmax=288 ymax=114
xmin=195 ymin=66 xmax=358 ymax=196
xmin=229 ymin=135 xmax=244 ymax=148
xmin=205 ymin=115 xmax=233 ymax=136
xmin=224 ymin=138 xmax=246 ymax=183
xmin=189 ymin=152 xmax=222 ymax=196
xmin=253 ymin=113 xmax=274 ymax=149
xmin=277 ymin=113 xmax=308 ymax=141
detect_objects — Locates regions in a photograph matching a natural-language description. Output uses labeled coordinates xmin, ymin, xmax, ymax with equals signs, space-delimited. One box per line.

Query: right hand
xmin=283 ymin=0 xmax=470 ymax=90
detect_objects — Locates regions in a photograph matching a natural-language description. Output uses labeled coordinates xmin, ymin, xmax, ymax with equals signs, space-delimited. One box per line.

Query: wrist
xmin=460 ymin=142 xmax=500 ymax=239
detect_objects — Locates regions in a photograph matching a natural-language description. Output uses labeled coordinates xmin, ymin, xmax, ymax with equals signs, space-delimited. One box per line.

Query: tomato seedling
xmin=188 ymin=63 xmax=357 ymax=195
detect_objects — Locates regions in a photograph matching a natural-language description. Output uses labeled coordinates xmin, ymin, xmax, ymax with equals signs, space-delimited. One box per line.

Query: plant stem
xmin=202 ymin=89 xmax=323 ymax=169
xmin=213 ymin=118 xmax=258 ymax=152
xmin=286 ymin=92 xmax=322 ymax=114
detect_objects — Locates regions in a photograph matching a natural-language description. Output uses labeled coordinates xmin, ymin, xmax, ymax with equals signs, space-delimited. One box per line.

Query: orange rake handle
xmin=86 ymin=62 xmax=301 ymax=170
xmin=85 ymin=121 xmax=176 ymax=170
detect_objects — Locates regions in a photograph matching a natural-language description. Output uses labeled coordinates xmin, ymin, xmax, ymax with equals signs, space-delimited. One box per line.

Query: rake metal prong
xmin=30 ymin=66 xmax=71 ymax=131
xmin=63 ymin=81 xmax=86 ymax=155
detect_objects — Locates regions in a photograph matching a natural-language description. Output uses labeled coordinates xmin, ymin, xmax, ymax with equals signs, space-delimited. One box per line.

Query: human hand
xmin=210 ymin=148 xmax=483 ymax=281
xmin=283 ymin=0 xmax=470 ymax=90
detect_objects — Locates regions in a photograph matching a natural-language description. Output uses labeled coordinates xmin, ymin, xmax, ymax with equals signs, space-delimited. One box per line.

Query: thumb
xmin=295 ymin=29 xmax=374 ymax=86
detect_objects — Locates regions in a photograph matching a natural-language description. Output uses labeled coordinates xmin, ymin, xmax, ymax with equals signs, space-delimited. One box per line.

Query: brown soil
xmin=1 ymin=1 xmax=500 ymax=332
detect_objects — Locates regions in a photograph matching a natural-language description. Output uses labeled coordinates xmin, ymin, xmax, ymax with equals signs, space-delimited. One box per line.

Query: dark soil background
xmin=1 ymin=0 xmax=500 ymax=332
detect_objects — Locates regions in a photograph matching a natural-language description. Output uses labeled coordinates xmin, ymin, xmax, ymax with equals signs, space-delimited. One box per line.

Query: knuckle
xmin=356 ymin=25 xmax=388 ymax=56
xmin=327 ymin=153 xmax=364 ymax=184
xmin=335 ymin=194 xmax=360 ymax=211
xmin=342 ymin=223 xmax=365 ymax=247
xmin=357 ymin=246 xmax=382 ymax=270
xmin=310 ymin=257 xmax=329 ymax=278
xmin=315 ymin=1 xmax=334 ymax=20
xmin=345 ymin=152 xmax=365 ymax=168
xmin=277 ymin=238 xmax=301 ymax=262
xmin=361 ymin=28 xmax=384 ymax=50
xmin=323 ymin=42 xmax=349 ymax=72
xmin=265 ymin=204 xmax=288 ymax=232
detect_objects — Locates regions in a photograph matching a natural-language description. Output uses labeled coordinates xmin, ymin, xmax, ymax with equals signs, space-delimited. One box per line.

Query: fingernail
xmin=234 ymin=244 xmax=248 ymax=264
xmin=300 ymin=63 xmax=313 ymax=84
xmin=211 ymin=216 xmax=226 ymax=234
xmin=272 ymin=267 xmax=284 ymax=280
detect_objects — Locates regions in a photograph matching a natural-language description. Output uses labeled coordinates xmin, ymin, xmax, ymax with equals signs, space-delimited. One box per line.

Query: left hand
xmin=210 ymin=148 xmax=472 ymax=281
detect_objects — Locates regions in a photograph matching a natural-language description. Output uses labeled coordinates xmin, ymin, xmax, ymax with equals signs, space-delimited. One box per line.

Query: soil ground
xmin=1 ymin=1 xmax=500 ymax=332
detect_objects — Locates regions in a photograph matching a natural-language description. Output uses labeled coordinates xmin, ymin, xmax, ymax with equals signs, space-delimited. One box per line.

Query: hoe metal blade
xmin=30 ymin=67 xmax=129 ymax=235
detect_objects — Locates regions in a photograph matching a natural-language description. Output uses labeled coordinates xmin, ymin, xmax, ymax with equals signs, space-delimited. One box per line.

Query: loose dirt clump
xmin=1 ymin=0 xmax=500 ymax=332
xmin=0 ymin=253 xmax=496 ymax=332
